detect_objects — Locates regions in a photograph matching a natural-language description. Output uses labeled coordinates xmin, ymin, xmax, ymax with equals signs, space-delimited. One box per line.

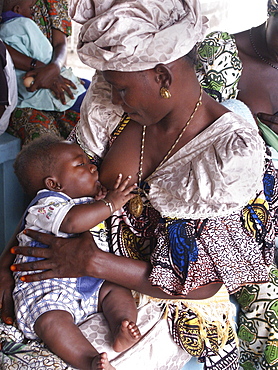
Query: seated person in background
xmin=0 ymin=38 xmax=17 ymax=135
xmin=12 ymin=134 xmax=140 ymax=370
xmin=197 ymin=0 xmax=278 ymax=165
xmin=196 ymin=1 xmax=278 ymax=368
xmin=0 ymin=0 xmax=86 ymax=116
xmin=3 ymin=0 xmax=89 ymax=145
xmin=235 ymin=0 xmax=278 ymax=163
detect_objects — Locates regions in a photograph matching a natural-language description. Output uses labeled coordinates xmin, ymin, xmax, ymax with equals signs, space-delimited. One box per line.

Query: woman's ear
xmin=44 ymin=177 xmax=62 ymax=192
xmin=154 ymin=64 xmax=172 ymax=88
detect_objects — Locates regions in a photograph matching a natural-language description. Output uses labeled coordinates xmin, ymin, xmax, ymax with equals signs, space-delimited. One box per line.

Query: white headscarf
xmin=70 ymin=0 xmax=208 ymax=71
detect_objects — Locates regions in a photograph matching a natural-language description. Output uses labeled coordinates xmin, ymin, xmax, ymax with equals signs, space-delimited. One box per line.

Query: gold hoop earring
xmin=160 ymin=87 xmax=171 ymax=99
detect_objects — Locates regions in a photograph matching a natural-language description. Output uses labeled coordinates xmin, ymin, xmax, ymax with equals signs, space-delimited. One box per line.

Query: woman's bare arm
xmin=11 ymin=230 xmax=222 ymax=300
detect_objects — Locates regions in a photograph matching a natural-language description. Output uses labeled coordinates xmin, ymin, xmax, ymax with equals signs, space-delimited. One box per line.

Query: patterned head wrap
xmin=268 ymin=0 xmax=278 ymax=16
xmin=70 ymin=0 xmax=208 ymax=71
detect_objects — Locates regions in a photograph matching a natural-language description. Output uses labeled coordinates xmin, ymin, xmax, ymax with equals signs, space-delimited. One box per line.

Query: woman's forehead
xmin=103 ymin=70 xmax=140 ymax=84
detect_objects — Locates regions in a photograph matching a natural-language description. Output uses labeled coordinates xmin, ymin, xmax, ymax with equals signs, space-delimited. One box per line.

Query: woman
xmin=1 ymin=0 xmax=276 ymax=369
xmin=4 ymin=0 xmax=89 ymax=144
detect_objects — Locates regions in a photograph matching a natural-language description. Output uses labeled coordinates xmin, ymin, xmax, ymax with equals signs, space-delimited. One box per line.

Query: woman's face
xmin=103 ymin=69 xmax=171 ymax=126
xmin=266 ymin=15 xmax=278 ymax=62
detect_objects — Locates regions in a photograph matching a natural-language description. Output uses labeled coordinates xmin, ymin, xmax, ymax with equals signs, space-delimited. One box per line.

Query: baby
xmin=12 ymin=134 xmax=141 ymax=370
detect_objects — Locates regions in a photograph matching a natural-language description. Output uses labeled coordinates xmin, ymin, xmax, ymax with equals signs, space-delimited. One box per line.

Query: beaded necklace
xmin=249 ymin=27 xmax=278 ymax=71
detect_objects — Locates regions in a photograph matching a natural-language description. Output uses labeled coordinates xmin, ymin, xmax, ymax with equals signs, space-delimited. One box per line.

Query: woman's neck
xmin=250 ymin=23 xmax=278 ymax=66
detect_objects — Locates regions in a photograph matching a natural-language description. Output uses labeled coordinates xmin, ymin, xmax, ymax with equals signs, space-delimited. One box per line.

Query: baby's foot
xmin=113 ymin=320 xmax=141 ymax=352
xmin=91 ymin=352 xmax=115 ymax=370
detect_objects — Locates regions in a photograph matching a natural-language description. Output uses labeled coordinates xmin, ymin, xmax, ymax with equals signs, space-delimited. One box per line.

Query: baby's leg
xmin=99 ymin=282 xmax=142 ymax=352
xmin=34 ymin=310 xmax=115 ymax=370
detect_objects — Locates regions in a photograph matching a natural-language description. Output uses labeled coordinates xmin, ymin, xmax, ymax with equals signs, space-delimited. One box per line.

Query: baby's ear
xmin=44 ymin=177 xmax=62 ymax=192
xmin=12 ymin=4 xmax=21 ymax=14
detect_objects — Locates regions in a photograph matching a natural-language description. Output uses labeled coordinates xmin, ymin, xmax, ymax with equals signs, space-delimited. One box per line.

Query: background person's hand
xmin=257 ymin=112 xmax=278 ymax=135
xmin=24 ymin=64 xmax=77 ymax=104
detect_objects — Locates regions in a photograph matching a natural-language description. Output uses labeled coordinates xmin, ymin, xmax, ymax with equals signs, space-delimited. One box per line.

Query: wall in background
xmin=201 ymin=0 xmax=267 ymax=33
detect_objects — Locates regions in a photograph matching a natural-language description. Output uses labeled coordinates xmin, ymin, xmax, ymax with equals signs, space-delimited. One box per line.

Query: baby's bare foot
xmin=91 ymin=352 xmax=115 ymax=370
xmin=113 ymin=320 xmax=141 ymax=352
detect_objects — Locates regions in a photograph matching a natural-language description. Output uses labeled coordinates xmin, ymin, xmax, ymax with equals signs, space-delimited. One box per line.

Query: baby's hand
xmin=105 ymin=174 xmax=136 ymax=211
xmin=94 ymin=184 xmax=108 ymax=200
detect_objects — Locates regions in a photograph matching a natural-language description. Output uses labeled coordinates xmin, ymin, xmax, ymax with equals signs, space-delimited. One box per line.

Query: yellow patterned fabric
xmin=144 ymin=285 xmax=237 ymax=358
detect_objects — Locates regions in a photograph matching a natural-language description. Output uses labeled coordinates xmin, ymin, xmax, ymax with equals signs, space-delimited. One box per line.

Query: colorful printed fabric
xmin=7 ymin=107 xmax=80 ymax=144
xmin=268 ymin=0 xmax=278 ymax=16
xmin=196 ymin=31 xmax=242 ymax=102
xmin=161 ymin=286 xmax=239 ymax=369
xmin=196 ymin=30 xmax=278 ymax=370
xmin=32 ymin=0 xmax=72 ymax=41
xmin=109 ymin=202 xmax=239 ymax=369
xmin=105 ymin=113 xmax=278 ymax=368
xmin=0 ymin=335 xmax=70 ymax=369
xmin=234 ymin=266 xmax=278 ymax=370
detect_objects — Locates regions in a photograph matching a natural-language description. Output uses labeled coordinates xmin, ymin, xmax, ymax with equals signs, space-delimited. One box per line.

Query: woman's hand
xmin=0 ymin=227 xmax=20 ymax=325
xmin=0 ymin=265 xmax=15 ymax=325
xmin=11 ymin=231 xmax=98 ymax=282
xmin=257 ymin=112 xmax=278 ymax=134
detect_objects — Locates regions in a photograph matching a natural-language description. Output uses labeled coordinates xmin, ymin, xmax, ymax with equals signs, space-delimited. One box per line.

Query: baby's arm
xmin=60 ymin=174 xmax=136 ymax=234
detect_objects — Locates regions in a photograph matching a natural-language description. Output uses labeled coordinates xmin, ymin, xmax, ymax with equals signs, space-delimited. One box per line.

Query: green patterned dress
xmin=196 ymin=31 xmax=278 ymax=370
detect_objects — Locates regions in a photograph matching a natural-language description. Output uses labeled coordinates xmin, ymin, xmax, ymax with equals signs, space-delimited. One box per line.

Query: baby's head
xmin=2 ymin=0 xmax=35 ymax=17
xmin=14 ymin=134 xmax=100 ymax=199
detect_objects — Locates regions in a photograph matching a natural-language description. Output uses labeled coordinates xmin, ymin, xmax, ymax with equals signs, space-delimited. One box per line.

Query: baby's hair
xmin=2 ymin=0 xmax=23 ymax=12
xmin=14 ymin=134 xmax=63 ymax=197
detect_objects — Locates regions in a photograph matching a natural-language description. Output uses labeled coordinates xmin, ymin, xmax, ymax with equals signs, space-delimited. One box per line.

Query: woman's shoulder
xmin=148 ymin=112 xmax=265 ymax=220
xmin=209 ymin=111 xmax=263 ymax=156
